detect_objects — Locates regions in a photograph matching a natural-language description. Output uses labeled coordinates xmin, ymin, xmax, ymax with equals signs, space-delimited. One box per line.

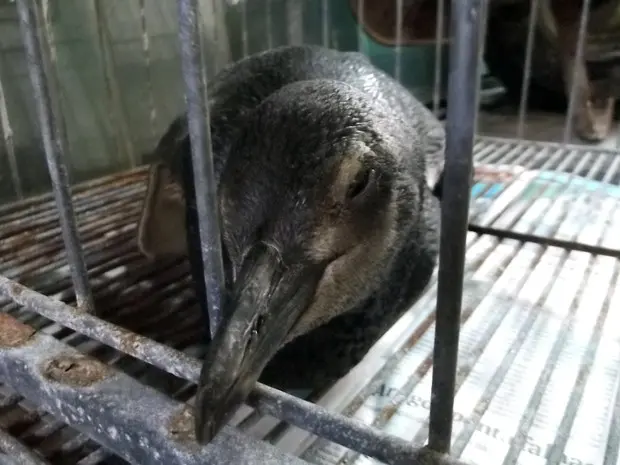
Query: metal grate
xmin=1 ymin=138 xmax=619 ymax=463
xmin=1 ymin=0 xmax=619 ymax=463
xmin=469 ymin=138 xmax=620 ymax=257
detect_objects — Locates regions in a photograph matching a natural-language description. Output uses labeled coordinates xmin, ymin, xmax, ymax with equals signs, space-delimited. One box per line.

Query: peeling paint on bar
xmin=0 ymin=314 xmax=308 ymax=465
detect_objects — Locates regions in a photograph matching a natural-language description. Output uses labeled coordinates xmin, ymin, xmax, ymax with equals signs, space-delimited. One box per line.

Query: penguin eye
xmin=346 ymin=167 xmax=375 ymax=201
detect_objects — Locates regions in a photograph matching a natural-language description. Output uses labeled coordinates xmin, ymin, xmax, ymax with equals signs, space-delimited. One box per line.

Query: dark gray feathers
xmin=151 ymin=45 xmax=444 ymax=390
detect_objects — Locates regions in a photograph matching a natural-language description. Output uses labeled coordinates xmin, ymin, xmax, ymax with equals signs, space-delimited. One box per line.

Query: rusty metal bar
xmin=0 ymin=314 xmax=307 ymax=465
xmin=15 ymin=0 xmax=95 ymax=314
xmin=176 ymin=0 xmax=226 ymax=337
xmin=428 ymin=0 xmax=487 ymax=454
xmin=0 ymin=426 xmax=51 ymax=465
xmin=286 ymin=0 xmax=304 ymax=46
xmin=0 ymin=275 xmax=201 ymax=382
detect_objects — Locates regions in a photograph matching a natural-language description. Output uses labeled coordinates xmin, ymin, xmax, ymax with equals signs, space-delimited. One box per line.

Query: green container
xmin=224 ymin=0 xmax=450 ymax=104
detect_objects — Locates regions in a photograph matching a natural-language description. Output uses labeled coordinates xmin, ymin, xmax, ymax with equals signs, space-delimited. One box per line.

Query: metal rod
xmin=241 ymin=0 xmax=249 ymax=57
xmin=15 ymin=0 xmax=95 ymax=314
xmin=516 ymin=0 xmax=540 ymax=138
xmin=249 ymin=387 xmax=468 ymax=465
xmin=265 ymin=0 xmax=273 ymax=49
xmin=0 ymin=426 xmax=51 ymax=465
xmin=176 ymin=0 xmax=226 ymax=337
xmin=139 ymin=0 xmax=158 ymax=145
xmin=0 ymin=275 xmax=469 ymax=465
xmin=563 ymin=0 xmax=592 ymax=143
xmin=92 ymin=0 xmax=136 ymax=168
xmin=357 ymin=0 xmax=365 ymax=54
xmin=472 ymin=0 xmax=489 ymax=138
xmin=0 ymin=275 xmax=201 ymax=382
xmin=0 ymin=61 xmax=22 ymax=200
xmin=394 ymin=0 xmax=403 ymax=82
xmin=321 ymin=0 xmax=330 ymax=47
xmin=482 ymin=134 xmax=620 ymax=156
xmin=286 ymin=0 xmax=304 ymax=47
xmin=467 ymin=224 xmax=620 ymax=258
xmin=432 ymin=0 xmax=445 ymax=116
xmin=428 ymin=0 xmax=486 ymax=454
xmin=76 ymin=449 xmax=111 ymax=465
xmin=0 ymin=314 xmax=308 ymax=465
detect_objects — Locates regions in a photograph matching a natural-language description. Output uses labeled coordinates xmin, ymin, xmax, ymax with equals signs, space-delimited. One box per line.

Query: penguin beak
xmin=193 ymin=243 xmax=324 ymax=444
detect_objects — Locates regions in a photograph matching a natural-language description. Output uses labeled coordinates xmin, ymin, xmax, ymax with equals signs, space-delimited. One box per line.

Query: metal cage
xmin=0 ymin=0 xmax=619 ymax=464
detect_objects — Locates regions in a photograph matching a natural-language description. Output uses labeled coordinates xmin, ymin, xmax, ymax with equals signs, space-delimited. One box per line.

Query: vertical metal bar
xmin=563 ymin=0 xmax=591 ymax=143
xmin=240 ymin=0 xmax=249 ymax=57
xmin=286 ymin=0 xmax=304 ymax=46
xmin=321 ymin=0 xmax=330 ymax=47
xmin=139 ymin=0 xmax=158 ymax=144
xmin=357 ymin=0 xmax=365 ymax=54
xmin=432 ymin=0 xmax=445 ymax=116
xmin=92 ymin=0 xmax=136 ymax=168
xmin=0 ymin=60 xmax=23 ymax=199
xmin=517 ymin=0 xmax=540 ymax=139
xmin=472 ymin=0 xmax=489 ymax=137
xmin=36 ymin=0 xmax=74 ymax=171
xmin=428 ymin=0 xmax=486 ymax=454
xmin=394 ymin=0 xmax=403 ymax=82
xmin=265 ymin=0 xmax=273 ymax=49
xmin=176 ymin=0 xmax=226 ymax=337
xmin=210 ymin=0 xmax=232 ymax=74
xmin=16 ymin=0 xmax=95 ymax=314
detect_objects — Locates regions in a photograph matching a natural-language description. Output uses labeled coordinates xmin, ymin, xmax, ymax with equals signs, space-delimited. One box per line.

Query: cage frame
xmin=0 ymin=0 xmax=519 ymax=463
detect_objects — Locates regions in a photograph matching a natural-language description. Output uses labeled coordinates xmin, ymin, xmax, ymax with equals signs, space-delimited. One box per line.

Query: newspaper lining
xmin=272 ymin=166 xmax=620 ymax=465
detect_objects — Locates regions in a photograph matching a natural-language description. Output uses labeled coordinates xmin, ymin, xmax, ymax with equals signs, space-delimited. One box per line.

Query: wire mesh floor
xmin=477 ymin=106 xmax=620 ymax=150
xmin=0 ymin=137 xmax=619 ymax=464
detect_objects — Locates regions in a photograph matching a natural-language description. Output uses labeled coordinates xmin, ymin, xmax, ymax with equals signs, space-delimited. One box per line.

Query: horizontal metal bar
xmin=0 ymin=275 xmax=201 ymax=383
xmin=176 ymin=0 xmax=226 ymax=337
xmin=0 ymin=313 xmax=307 ymax=465
xmin=0 ymin=426 xmax=51 ymax=465
xmin=249 ymin=385 xmax=471 ymax=465
xmin=468 ymin=224 xmax=620 ymax=258
xmin=476 ymin=136 xmax=620 ymax=157
xmin=429 ymin=0 xmax=486 ymax=454
xmin=0 ymin=275 xmax=471 ymax=465
xmin=15 ymin=0 xmax=95 ymax=313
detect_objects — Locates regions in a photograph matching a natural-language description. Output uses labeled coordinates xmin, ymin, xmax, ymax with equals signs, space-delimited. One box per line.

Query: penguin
xmin=136 ymin=45 xmax=445 ymax=443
